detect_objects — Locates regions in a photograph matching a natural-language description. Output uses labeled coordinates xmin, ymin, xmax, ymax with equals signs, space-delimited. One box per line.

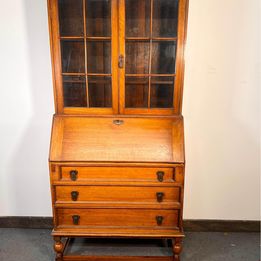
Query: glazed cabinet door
xmin=49 ymin=0 xmax=119 ymax=114
xmin=49 ymin=0 xmax=187 ymax=115
xmin=119 ymin=0 xmax=187 ymax=115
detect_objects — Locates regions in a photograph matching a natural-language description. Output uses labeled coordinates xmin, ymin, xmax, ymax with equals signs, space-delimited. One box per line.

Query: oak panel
xmin=49 ymin=116 xmax=185 ymax=163
xmin=60 ymin=166 xmax=174 ymax=183
xmin=52 ymin=227 xmax=183 ymax=238
xmin=55 ymin=186 xmax=180 ymax=203
xmin=56 ymin=208 xmax=179 ymax=229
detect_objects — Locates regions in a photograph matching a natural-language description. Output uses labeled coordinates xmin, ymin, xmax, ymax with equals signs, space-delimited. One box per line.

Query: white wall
xmin=183 ymin=0 xmax=260 ymax=220
xmin=0 ymin=0 xmax=53 ymax=216
xmin=0 ymin=0 xmax=259 ymax=220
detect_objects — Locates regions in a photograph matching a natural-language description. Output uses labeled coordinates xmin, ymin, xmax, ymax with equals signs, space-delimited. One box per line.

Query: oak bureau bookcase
xmin=47 ymin=0 xmax=189 ymax=260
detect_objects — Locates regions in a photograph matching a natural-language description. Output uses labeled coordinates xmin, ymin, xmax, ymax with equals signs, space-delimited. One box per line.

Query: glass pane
xmin=63 ymin=76 xmax=87 ymax=107
xmin=125 ymin=77 xmax=148 ymax=108
xmin=58 ymin=0 xmax=84 ymax=36
xmin=150 ymin=76 xmax=174 ymax=108
xmin=88 ymin=76 xmax=112 ymax=107
xmin=153 ymin=0 xmax=179 ymax=37
xmin=126 ymin=0 xmax=150 ymax=37
xmin=126 ymin=41 xmax=150 ymax=74
xmin=151 ymin=41 xmax=176 ymax=74
xmin=86 ymin=0 xmax=111 ymax=37
xmin=61 ymin=40 xmax=85 ymax=73
xmin=87 ymin=41 xmax=111 ymax=73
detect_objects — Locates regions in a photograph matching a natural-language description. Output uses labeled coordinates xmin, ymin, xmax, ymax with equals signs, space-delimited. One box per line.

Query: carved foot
xmin=172 ymin=238 xmax=182 ymax=261
xmin=53 ymin=236 xmax=64 ymax=261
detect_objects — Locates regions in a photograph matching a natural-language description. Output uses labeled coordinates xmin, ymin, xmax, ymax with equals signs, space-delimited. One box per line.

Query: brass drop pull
xmin=118 ymin=54 xmax=124 ymax=68
xmin=156 ymin=216 xmax=164 ymax=226
xmin=156 ymin=192 xmax=164 ymax=202
xmin=157 ymin=171 xmax=164 ymax=182
xmin=72 ymin=215 xmax=80 ymax=225
xmin=71 ymin=191 xmax=79 ymax=201
xmin=70 ymin=170 xmax=78 ymax=181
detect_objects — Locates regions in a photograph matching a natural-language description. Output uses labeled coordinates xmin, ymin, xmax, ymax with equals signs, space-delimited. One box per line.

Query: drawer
xmin=59 ymin=167 xmax=174 ymax=183
xmin=55 ymin=186 xmax=180 ymax=204
xmin=56 ymin=208 xmax=179 ymax=229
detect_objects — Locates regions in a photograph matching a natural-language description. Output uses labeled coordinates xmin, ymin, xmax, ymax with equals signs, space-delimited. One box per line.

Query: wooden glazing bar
xmin=62 ymin=73 xmax=86 ymax=76
xmin=62 ymin=73 xmax=112 ymax=76
xmin=126 ymin=74 xmax=176 ymax=77
xmin=87 ymin=73 xmax=112 ymax=76
xmin=148 ymin=0 xmax=154 ymax=108
xmin=125 ymin=80 xmax=173 ymax=85
xmin=86 ymin=36 xmax=111 ymax=40
xmin=125 ymin=37 xmax=177 ymax=41
xmin=83 ymin=0 xmax=89 ymax=107
xmin=125 ymin=37 xmax=150 ymax=41
xmin=59 ymin=37 xmax=112 ymax=40
xmin=59 ymin=36 xmax=84 ymax=40
xmin=63 ymin=80 xmax=111 ymax=84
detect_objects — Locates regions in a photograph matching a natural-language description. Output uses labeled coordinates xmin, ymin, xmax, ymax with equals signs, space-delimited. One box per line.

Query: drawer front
xmin=60 ymin=167 xmax=174 ymax=183
xmin=57 ymin=208 xmax=179 ymax=229
xmin=55 ymin=186 xmax=180 ymax=203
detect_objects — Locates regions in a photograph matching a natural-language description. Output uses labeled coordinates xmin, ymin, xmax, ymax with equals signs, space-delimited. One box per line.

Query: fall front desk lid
xmin=49 ymin=116 xmax=184 ymax=163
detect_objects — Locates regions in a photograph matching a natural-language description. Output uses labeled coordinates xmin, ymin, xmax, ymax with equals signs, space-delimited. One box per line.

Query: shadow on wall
xmin=7 ymin=0 xmax=54 ymax=216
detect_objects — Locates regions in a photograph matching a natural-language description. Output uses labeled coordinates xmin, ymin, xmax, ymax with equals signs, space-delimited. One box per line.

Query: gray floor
xmin=0 ymin=228 xmax=259 ymax=261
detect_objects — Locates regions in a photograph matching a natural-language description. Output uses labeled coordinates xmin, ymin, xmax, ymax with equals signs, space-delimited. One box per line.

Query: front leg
xmin=53 ymin=236 xmax=64 ymax=261
xmin=172 ymin=238 xmax=182 ymax=261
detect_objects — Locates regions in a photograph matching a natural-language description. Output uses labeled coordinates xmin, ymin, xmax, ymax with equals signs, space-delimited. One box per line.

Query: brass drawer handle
xmin=70 ymin=170 xmax=78 ymax=181
xmin=72 ymin=215 xmax=80 ymax=225
xmin=156 ymin=216 xmax=164 ymax=226
xmin=71 ymin=191 xmax=79 ymax=201
xmin=156 ymin=192 xmax=164 ymax=202
xmin=157 ymin=171 xmax=164 ymax=182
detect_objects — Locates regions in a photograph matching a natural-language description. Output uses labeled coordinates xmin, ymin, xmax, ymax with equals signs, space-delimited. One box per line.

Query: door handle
xmin=118 ymin=54 xmax=124 ymax=68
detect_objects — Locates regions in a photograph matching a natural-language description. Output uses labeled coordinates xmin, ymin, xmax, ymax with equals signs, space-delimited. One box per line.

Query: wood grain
xmin=56 ymin=208 xmax=179 ymax=229
xmin=59 ymin=166 xmax=174 ymax=183
xmin=52 ymin=227 xmax=183 ymax=238
xmin=47 ymin=0 xmax=189 ymax=260
xmin=49 ymin=116 xmax=184 ymax=163
xmin=55 ymin=186 xmax=180 ymax=204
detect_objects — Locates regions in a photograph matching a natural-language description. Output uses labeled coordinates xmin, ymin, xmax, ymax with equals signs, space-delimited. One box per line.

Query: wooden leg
xmin=53 ymin=236 xmax=64 ymax=261
xmin=172 ymin=238 xmax=182 ymax=261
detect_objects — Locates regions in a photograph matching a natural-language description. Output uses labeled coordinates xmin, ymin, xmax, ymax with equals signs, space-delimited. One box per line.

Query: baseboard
xmin=183 ymin=219 xmax=260 ymax=232
xmin=0 ymin=217 xmax=259 ymax=232
xmin=0 ymin=217 xmax=53 ymax=229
